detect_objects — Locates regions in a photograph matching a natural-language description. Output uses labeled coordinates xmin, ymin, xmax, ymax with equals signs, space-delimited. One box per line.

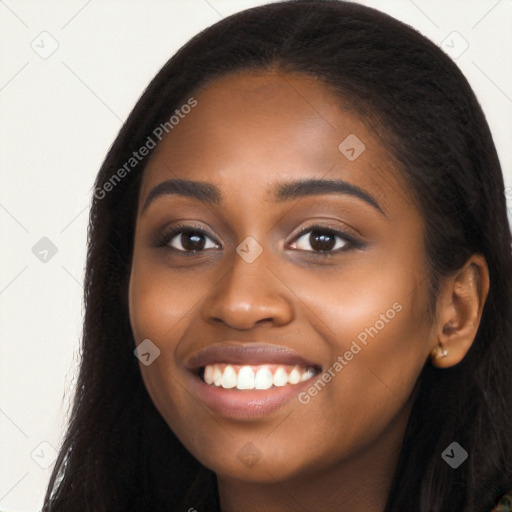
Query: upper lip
xmin=186 ymin=343 xmax=322 ymax=371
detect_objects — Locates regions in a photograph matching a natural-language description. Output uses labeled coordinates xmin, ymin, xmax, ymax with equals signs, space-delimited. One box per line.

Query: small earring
xmin=431 ymin=345 xmax=448 ymax=359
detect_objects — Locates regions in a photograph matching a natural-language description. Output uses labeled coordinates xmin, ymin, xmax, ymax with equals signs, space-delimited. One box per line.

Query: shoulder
xmin=492 ymin=491 xmax=512 ymax=512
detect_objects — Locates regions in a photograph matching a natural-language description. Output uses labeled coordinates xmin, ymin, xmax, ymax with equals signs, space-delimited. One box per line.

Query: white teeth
xmin=204 ymin=365 xmax=214 ymax=385
xmin=288 ymin=367 xmax=301 ymax=384
xmin=254 ymin=367 xmax=273 ymax=389
xmin=301 ymin=368 xmax=316 ymax=382
xmin=202 ymin=363 xmax=317 ymax=390
xmin=273 ymin=366 xmax=288 ymax=387
xmin=221 ymin=365 xmax=237 ymax=389
xmin=213 ymin=365 xmax=222 ymax=386
xmin=237 ymin=366 xmax=255 ymax=389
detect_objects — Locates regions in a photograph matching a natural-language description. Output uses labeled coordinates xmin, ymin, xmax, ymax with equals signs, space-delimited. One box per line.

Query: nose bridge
xmin=201 ymin=243 xmax=295 ymax=329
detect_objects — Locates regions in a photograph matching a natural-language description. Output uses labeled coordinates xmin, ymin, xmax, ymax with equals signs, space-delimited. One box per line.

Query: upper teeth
xmin=203 ymin=364 xmax=316 ymax=390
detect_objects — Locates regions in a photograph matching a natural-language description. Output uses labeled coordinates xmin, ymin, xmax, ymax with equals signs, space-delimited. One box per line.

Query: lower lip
xmin=186 ymin=370 xmax=316 ymax=420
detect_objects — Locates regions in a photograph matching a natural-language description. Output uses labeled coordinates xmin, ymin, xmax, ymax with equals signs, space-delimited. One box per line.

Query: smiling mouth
xmin=185 ymin=344 xmax=322 ymax=418
xmin=198 ymin=363 xmax=319 ymax=390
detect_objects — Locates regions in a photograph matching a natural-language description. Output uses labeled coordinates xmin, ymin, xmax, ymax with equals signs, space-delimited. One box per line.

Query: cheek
xmin=265 ymin=258 xmax=431 ymax=443
xmin=128 ymin=256 xmax=239 ymax=448
xmin=128 ymin=257 xmax=208 ymax=342
xmin=128 ymin=259 xmax=198 ymax=424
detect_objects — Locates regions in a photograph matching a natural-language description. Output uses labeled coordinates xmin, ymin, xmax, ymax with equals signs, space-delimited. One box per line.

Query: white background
xmin=1 ymin=0 xmax=511 ymax=510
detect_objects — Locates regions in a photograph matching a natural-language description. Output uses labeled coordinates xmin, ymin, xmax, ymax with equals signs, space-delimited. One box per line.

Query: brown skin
xmin=128 ymin=70 xmax=489 ymax=512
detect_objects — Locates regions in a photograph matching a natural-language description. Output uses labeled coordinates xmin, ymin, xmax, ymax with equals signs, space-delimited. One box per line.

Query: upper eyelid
xmin=292 ymin=224 xmax=354 ymax=239
xmin=290 ymin=226 xmax=359 ymax=249
xmin=288 ymin=223 xmax=362 ymax=245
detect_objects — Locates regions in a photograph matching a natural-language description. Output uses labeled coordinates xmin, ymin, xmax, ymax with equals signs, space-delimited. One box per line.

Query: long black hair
xmin=43 ymin=1 xmax=512 ymax=510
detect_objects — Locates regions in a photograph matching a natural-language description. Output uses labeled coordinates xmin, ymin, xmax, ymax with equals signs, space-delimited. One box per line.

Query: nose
xmin=201 ymin=249 xmax=295 ymax=330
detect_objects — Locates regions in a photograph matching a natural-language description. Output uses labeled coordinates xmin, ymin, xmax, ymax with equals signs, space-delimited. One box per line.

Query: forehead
xmin=140 ymin=70 xmax=412 ymax=216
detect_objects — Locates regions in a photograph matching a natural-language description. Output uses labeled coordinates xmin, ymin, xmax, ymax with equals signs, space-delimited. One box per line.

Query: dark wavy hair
xmin=43 ymin=1 xmax=512 ymax=511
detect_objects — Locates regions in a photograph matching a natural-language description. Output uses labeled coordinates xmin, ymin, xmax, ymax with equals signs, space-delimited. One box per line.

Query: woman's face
xmin=129 ymin=71 xmax=437 ymax=483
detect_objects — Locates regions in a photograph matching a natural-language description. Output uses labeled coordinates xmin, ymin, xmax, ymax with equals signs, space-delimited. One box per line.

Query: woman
xmin=43 ymin=1 xmax=512 ymax=510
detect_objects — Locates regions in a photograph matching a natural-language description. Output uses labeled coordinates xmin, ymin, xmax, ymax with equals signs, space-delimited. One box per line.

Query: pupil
xmin=310 ymin=231 xmax=335 ymax=251
xmin=182 ymin=232 xmax=205 ymax=251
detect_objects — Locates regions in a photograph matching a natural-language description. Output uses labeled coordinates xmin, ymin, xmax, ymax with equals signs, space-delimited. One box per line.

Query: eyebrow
xmin=141 ymin=178 xmax=384 ymax=215
xmin=272 ymin=178 xmax=384 ymax=214
xmin=141 ymin=179 xmax=221 ymax=213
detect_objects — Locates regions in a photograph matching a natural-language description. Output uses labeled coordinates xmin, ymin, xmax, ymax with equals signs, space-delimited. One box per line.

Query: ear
xmin=430 ymin=254 xmax=489 ymax=368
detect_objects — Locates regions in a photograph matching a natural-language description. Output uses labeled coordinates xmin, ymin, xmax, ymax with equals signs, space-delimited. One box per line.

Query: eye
xmin=160 ymin=226 xmax=220 ymax=252
xmin=289 ymin=226 xmax=358 ymax=253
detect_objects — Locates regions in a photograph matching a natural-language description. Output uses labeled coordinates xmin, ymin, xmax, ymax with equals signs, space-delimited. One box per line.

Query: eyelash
xmin=291 ymin=224 xmax=365 ymax=254
xmin=156 ymin=223 xmax=365 ymax=256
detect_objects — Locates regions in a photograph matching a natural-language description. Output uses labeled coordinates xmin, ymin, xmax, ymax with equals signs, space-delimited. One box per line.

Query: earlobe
xmin=430 ymin=255 xmax=489 ymax=368
xmin=430 ymin=344 xmax=448 ymax=361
